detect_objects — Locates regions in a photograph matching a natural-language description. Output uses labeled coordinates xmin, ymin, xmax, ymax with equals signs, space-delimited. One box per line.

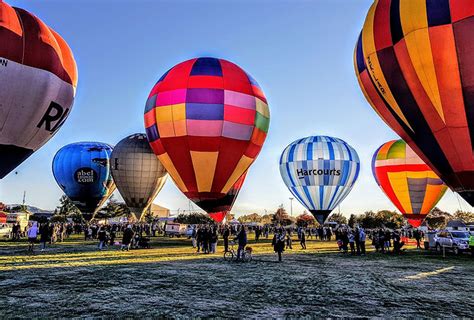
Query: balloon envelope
xmin=355 ymin=2 xmax=474 ymax=206
xmin=0 ymin=1 xmax=77 ymax=178
xmin=279 ymin=136 xmax=360 ymax=224
xmin=52 ymin=142 xmax=115 ymax=220
xmin=144 ymin=57 xmax=269 ymax=214
xmin=111 ymin=134 xmax=168 ymax=220
xmin=372 ymin=140 xmax=448 ymax=227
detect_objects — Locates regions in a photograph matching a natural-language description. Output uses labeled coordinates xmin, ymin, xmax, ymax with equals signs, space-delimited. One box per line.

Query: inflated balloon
xmin=111 ymin=134 xmax=168 ymax=220
xmin=372 ymin=140 xmax=447 ymax=227
xmin=52 ymin=142 xmax=115 ymax=220
xmin=280 ymin=136 xmax=360 ymax=224
xmin=207 ymin=172 xmax=247 ymax=223
xmin=0 ymin=1 xmax=77 ymax=178
xmin=355 ymin=1 xmax=474 ymax=206
xmin=144 ymin=57 xmax=269 ymax=214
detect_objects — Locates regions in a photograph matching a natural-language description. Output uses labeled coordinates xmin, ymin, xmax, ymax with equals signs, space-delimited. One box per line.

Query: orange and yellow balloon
xmin=372 ymin=140 xmax=447 ymax=227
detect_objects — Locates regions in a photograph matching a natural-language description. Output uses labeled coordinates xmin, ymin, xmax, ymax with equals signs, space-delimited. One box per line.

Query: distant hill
xmin=6 ymin=204 xmax=54 ymax=214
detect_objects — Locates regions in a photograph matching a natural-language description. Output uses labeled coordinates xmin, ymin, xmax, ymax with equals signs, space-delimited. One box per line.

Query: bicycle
xmin=224 ymin=241 xmax=252 ymax=262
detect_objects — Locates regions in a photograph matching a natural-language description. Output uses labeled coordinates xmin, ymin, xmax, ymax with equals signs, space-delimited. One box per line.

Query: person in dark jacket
xmin=300 ymin=229 xmax=306 ymax=250
xmin=223 ymin=226 xmax=230 ymax=252
xmin=98 ymin=227 xmax=107 ymax=250
xmin=234 ymin=225 xmax=247 ymax=260
xmin=272 ymin=228 xmax=286 ymax=261
xmin=121 ymin=225 xmax=134 ymax=251
xmin=39 ymin=222 xmax=49 ymax=251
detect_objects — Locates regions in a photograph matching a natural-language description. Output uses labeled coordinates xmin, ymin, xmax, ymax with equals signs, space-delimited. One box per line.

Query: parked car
xmin=433 ymin=230 xmax=470 ymax=255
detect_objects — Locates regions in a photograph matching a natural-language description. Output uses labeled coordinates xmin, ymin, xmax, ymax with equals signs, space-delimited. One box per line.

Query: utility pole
xmin=289 ymin=197 xmax=294 ymax=217
xmin=22 ymin=191 xmax=26 ymax=205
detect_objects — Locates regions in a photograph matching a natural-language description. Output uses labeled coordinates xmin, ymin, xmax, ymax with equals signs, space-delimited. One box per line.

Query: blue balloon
xmin=52 ymin=142 xmax=116 ymax=220
xmin=279 ymin=136 xmax=360 ymax=224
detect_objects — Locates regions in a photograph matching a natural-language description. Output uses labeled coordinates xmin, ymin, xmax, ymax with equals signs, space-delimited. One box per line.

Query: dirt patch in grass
xmin=0 ymin=236 xmax=472 ymax=318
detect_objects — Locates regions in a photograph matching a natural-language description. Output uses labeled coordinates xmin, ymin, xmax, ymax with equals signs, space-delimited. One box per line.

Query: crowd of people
xmin=18 ymin=219 xmax=429 ymax=260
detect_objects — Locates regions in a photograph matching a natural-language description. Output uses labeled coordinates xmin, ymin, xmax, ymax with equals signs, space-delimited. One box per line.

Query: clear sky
xmin=0 ymin=0 xmax=470 ymax=216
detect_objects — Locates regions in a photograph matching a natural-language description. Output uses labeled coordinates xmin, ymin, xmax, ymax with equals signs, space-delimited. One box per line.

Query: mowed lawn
xmin=0 ymin=234 xmax=472 ymax=318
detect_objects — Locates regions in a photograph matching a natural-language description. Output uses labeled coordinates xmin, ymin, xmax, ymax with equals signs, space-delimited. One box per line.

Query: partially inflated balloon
xmin=355 ymin=1 xmax=474 ymax=206
xmin=0 ymin=1 xmax=77 ymax=178
xmin=144 ymin=57 xmax=269 ymax=214
xmin=52 ymin=142 xmax=115 ymax=220
xmin=372 ymin=140 xmax=447 ymax=228
xmin=280 ymin=136 xmax=360 ymax=224
xmin=207 ymin=172 xmax=247 ymax=223
xmin=111 ymin=134 xmax=168 ymax=220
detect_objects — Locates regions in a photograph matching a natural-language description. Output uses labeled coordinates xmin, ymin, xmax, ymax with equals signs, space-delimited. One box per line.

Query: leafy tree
xmin=225 ymin=212 xmax=234 ymax=222
xmin=175 ymin=212 xmax=214 ymax=225
xmin=453 ymin=210 xmax=474 ymax=224
xmin=296 ymin=213 xmax=315 ymax=227
xmin=375 ymin=210 xmax=404 ymax=229
xmin=272 ymin=205 xmax=294 ymax=226
xmin=238 ymin=213 xmax=262 ymax=223
xmin=328 ymin=213 xmax=347 ymax=225
xmin=426 ymin=207 xmax=452 ymax=229
xmin=57 ymin=195 xmax=80 ymax=217
xmin=96 ymin=196 xmax=131 ymax=219
xmin=348 ymin=214 xmax=357 ymax=228
xmin=261 ymin=214 xmax=274 ymax=225
xmin=50 ymin=215 xmax=66 ymax=223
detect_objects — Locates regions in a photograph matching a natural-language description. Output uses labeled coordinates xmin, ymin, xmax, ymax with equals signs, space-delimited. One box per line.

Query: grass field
xmin=0 ymin=234 xmax=473 ymax=318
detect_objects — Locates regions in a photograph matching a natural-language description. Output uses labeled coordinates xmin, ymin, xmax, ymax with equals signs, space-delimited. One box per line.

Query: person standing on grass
xmin=98 ymin=226 xmax=107 ymax=250
xmin=413 ymin=229 xmax=422 ymax=249
xmin=196 ymin=226 xmax=203 ymax=253
xmin=109 ymin=226 xmax=116 ymax=246
xmin=210 ymin=228 xmax=218 ymax=253
xmin=300 ymin=228 xmax=306 ymax=250
xmin=191 ymin=226 xmax=197 ymax=249
xmin=286 ymin=231 xmax=292 ymax=250
xmin=39 ymin=222 xmax=49 ymax=251
xmin=348 ymin=230 xmax=355 ymax=255
xmin=354 ymin=227 xmax=361 ymax=255
xmin=272 ymin=228 xmax=286 ymax=262
xmin=202 ymin=226 xmax=209 ymax=254
xmin=234 ymin=225 xmax=247 ymax=260
xmin=223 ymin=225 xmax=230 ymax=253
xmin=121 ymin=225 xmax=134 ymax=251
xmin=27 ymin=222 xmax=39 ymax=253
xmin=255 ymin=226 xmax=261 ymax=242
xmin=359 ymin=228 xmax=366 ymax=255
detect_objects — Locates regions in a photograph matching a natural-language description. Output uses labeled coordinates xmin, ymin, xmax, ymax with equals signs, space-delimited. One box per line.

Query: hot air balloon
xmin=0 ymin=1 xmax=77 ymax=178
xmin=205 ymin=172 xmax=247 ymax=223
xmin=355 ymin=1 xmax=474 ymax=206
xmin=144 ymin=57 xmax=269 ymax=218
xmin=372 ymin=140 xmax=447 ymax=227
xmin=279 ymin=136 xmax=360 ymax=224
xmin=111 ymin=134 xmax=168 ymax=221
xmin=52 ymin=142 xmax=115 ymax=221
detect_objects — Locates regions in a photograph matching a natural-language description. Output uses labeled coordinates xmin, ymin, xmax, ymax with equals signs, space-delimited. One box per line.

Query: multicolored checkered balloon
xmin=144 ymin=57 xmax=269 ymax=214
xmin=372 ymin=139 xmax=447 ymax=228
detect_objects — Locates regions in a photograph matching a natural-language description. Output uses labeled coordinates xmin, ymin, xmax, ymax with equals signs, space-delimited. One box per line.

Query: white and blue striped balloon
xmin=279 ymin=136 xmax=360 ymax=224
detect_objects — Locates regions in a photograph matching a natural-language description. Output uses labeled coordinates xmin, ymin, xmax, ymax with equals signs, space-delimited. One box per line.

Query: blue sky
xmin=0 ymin=0 xmax=469 ymax=216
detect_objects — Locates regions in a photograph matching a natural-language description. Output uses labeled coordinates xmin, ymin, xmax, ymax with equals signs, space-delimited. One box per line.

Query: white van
xmin=164 ymin=223 xmax=187 ymax=237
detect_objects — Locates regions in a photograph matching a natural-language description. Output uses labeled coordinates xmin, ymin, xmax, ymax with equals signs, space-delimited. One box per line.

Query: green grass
xmin=0 ymin=234 xmax=472 ymax=318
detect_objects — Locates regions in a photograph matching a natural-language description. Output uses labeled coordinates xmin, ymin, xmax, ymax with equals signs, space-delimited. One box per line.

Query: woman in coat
xmin=272 ymin=228 xmax=286 ymax=262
